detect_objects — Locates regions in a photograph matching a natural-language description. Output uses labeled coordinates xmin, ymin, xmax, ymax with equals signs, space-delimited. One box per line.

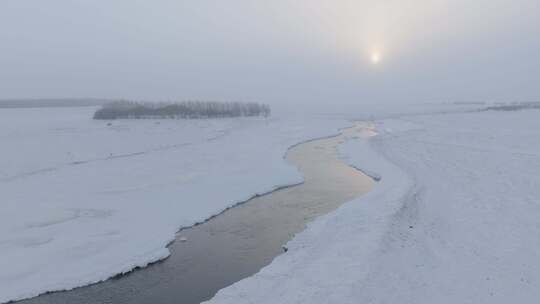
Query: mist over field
xmin=1 ymin=0 xmax=539 ymax=108
xmin=2 ymin=2 xmax=540 ymax=304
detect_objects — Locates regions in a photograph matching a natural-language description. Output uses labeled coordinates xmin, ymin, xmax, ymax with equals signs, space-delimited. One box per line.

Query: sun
xmin=371 ymin=52 xmax=381 ymax=64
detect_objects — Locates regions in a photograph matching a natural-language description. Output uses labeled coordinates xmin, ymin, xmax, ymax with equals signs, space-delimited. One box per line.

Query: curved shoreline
xmin=17 ymin=123 xmax=375 ymax=304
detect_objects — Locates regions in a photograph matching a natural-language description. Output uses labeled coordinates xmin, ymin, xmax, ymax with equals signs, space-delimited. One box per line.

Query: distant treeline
xmin=483 ymin=102 xmax=540 ymax=112
xmin=0 ymin=98 xmax=110 ymax=109
xmin=93 ymin=101 xmax=271 ymax=120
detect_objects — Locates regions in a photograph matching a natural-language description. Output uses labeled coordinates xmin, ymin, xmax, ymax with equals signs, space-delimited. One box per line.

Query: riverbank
xmin=16 ymin=124 xmax=374 ymax=304
xmin=0 ymin=107 xmax=351 ymax=303
xmin=207 ymin=109 xmax=540 ymax=304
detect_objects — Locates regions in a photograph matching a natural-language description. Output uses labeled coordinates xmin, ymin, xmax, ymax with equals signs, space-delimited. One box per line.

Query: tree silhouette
xmin=93 ymin=100 xmax=271 ymax=120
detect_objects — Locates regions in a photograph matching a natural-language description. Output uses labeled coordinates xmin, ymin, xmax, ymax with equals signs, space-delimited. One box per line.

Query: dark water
xmin=18 ymin=124 xmax=374 ymax=304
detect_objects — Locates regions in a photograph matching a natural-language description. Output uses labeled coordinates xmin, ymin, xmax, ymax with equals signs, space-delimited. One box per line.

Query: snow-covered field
xmin=0 ymin=107 xmax=350 ymax=303
xmin=4 ymin=105 xmax=540 ymax=304
xmin=207 ymin=108 xmax=540 ymax=303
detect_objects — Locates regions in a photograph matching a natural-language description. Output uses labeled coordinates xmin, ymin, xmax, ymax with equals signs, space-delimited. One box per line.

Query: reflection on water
xmin=19 ymin=123 xmax=374 ymax=304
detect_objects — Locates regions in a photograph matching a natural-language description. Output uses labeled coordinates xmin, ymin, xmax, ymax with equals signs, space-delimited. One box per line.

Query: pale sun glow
xmin=371 ymin=52 xmax=381 ymax=64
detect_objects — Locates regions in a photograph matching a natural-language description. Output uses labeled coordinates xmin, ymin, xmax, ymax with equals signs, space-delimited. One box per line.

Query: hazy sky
xmin=1 ymin=0 xmax=539 ymax=105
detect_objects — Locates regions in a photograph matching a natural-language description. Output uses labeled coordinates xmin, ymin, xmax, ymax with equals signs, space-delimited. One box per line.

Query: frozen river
xmin=18 ymin=124 xmax=374 ymax=304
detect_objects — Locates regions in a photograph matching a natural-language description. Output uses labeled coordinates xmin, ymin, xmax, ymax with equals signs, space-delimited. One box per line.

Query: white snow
xmin=5 ymin=105 xmax=540 ymax=304
xmin=0 ymin=107 xmax=350 ymax=303
xmin=206 ymin=109 xmax=540 ymax=304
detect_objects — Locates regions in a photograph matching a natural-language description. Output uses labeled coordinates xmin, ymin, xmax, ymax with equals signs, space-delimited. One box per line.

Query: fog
xmin=1 ymin=0 xmax=539 ymax=108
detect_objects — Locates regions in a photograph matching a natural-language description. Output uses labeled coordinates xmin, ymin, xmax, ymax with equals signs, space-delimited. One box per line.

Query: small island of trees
xmin=93 ymin=101 xmax=271 ymax=120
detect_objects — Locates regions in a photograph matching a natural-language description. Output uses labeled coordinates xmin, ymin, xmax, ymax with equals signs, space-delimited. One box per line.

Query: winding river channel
xmin=18 ymin=123 xmax=375 ymax=304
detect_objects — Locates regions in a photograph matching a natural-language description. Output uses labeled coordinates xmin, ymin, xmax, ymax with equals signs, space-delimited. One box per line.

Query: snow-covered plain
xmin=207 ymin=109 xmax=540 ymax=304
xmin=0 ymin=107 xmax=350 ymax=303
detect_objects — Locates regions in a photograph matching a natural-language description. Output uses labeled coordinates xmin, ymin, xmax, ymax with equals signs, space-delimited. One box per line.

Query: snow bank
xmin=0 ymin=107 xmax=349 ymax=303
xmin=207 ymin=109 xmax=540 ymax=303
xmin=205 ymin=122 xmax=414 ymax=303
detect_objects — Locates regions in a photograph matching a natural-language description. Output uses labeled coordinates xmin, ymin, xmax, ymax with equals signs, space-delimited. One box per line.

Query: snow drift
xmin=207 ymin=109 xmax=540 ymax=304
xmin=0 ymin=107 xmax=349 ymax=303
